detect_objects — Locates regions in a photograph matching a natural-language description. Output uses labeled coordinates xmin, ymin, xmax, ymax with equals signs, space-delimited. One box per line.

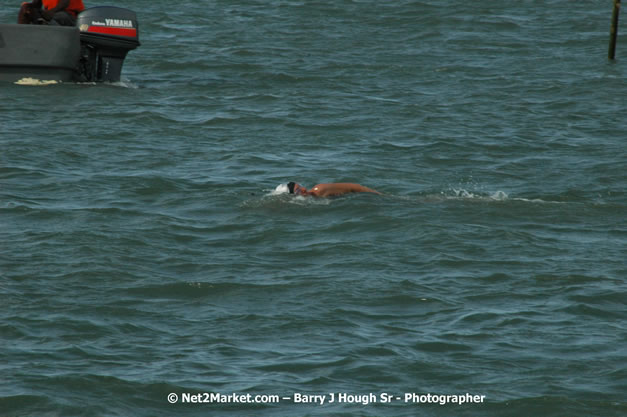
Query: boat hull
xmin=0 ymin=24 xmax=80 ymax=83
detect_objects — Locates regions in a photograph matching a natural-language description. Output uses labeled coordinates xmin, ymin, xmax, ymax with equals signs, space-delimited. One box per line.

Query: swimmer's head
xmin=287 ymin=182 xmax=308 ymax=196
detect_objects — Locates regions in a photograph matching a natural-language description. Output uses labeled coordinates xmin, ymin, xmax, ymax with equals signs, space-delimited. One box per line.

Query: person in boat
xmin=18 ymin=0 xmax=85 ymax=26
xmin=287 ymin=182 xmax=381 ymax=197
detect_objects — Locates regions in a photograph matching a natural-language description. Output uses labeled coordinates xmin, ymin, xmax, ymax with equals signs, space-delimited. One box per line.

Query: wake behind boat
xmin=0 ymin=6 xmax=140 ymax=83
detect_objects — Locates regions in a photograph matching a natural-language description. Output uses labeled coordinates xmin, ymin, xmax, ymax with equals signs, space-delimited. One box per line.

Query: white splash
xmin=489 ymin=190 xmax=509 ymax=201
xmin=14 ymin=77 xmax=59 ymax=86
xmin=107 ymin=80 xmax=139 ymax=89
xmin=446 ymin=189 xmax=509 ymax=201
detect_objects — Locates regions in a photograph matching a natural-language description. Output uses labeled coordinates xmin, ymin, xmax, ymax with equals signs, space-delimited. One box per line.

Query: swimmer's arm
xmin=311 ymin=183 xmax=381 ymax=197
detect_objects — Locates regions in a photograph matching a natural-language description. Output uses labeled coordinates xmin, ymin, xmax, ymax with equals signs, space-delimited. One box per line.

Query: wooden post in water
xmin=609 ymin=0 xmax=621 ymax=59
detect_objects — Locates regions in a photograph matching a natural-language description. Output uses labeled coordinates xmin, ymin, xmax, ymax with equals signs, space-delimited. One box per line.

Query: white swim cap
xmin=271 ymin=183 xmax=290 ymax=195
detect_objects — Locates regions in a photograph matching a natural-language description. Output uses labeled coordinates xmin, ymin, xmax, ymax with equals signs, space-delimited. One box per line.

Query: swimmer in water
xmin=287 ymin=182 xmax=380 ymax=197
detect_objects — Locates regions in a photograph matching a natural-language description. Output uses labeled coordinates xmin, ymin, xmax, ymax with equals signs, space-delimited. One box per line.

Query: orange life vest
xmin=42 ymin=0 xmax=85 ymax=17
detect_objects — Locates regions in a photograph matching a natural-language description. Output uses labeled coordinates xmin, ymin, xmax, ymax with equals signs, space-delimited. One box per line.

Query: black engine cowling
xmin=76 ymin=7 xmax=140 ymax=82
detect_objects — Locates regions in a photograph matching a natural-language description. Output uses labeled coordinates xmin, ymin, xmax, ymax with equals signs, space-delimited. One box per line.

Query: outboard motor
xmin=76 ymin=7 xmax=140 ymax=82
